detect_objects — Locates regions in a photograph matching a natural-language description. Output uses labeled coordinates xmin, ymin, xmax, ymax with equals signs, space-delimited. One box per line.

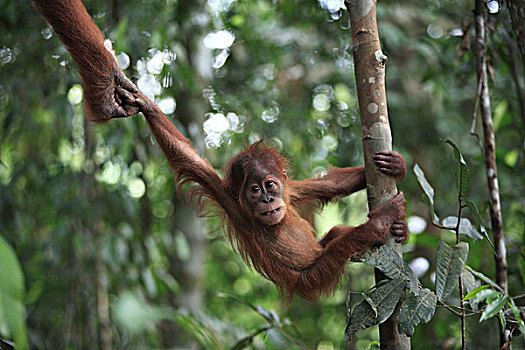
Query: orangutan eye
xmin=251 ymin=185 xmax=260 ymax=193
xmin=265 ymin=180 xmax=274 ymax=188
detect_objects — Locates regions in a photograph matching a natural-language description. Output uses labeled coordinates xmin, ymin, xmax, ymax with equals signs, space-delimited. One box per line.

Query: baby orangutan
xmin=35 ymin=0 xmax=408 ymax=301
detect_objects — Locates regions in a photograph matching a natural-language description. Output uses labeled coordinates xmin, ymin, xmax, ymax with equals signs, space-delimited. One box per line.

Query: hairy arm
xmin=289 ymin=151 xmax=405 ymax=206
xmin=34 ymin=0 xmax=138 ymax=121
xmin=289 ymin=192 xmax=406 ymax=301
xmin=289 ymin=167 xmax=366 ymax=206
xmin=34 ymin=0 xmax=244 ymax=221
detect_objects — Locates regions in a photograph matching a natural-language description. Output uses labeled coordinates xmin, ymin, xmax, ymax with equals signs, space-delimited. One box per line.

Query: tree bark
xmin=474 ymin=0 xmax=509 ymax=347
xmin=345 ymin=1 xmax=409 ymax=349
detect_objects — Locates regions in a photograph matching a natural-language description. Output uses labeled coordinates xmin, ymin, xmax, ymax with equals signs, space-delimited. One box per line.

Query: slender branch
xmin=505 ymin=30 xmax=525 ymax=138
xmin=437 ymin=301 xmax=462 ymax=317
xmin=431 ymin=222 xmax=456 ymax=231
xmin=474 ymin=0 xmax=509 ymax=346
xmin=513 ymin=293 xmax=525 ymax=300
xmin=437 ymin=301 xmax=484 ymax=317
xmin=470 ymin=75 xmax=483 ymax=146
xmin=455 ymin=198 xmax=466 ymax=350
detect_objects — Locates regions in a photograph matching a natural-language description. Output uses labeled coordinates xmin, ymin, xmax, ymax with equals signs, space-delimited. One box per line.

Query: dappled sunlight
xmin=204 ymin=30 xmax=235 ymax=49
xmin=407 ymin=216 xmax=427 ymax=234
xmin=203 ymin=112 xmax=243 ymax=148
xmin=409 ymin=257 xmax=430 ymax=278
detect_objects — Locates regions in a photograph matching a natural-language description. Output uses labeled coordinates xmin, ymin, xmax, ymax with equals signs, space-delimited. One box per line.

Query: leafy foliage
xmin=346 ymin=278 xmax=406 ymax=337
xmin=435 ymin=240 xmax=469 ymax=301
xmin=358 ymin=245 xmax=419 ymax=295
xmin=398 ymin=289 xmax=437 ymax=336
xmin=441 ymin=216 xmax=483 ymax=241
xmin=442 ymin=139 xmax=470 ymax=198
xmin=413 ymin=163 xmax=439 ymax=224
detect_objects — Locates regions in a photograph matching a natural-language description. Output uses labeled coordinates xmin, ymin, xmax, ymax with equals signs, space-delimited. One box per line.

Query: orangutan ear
xmin=283 ymin=170 xmax=288 ymax=181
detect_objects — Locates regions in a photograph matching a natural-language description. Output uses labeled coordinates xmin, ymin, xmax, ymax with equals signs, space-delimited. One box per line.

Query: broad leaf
xmin=359 ymin=245 xmax=419 ymax=294
xmin=471 ymin=289 xmax=501 ymax=311
xmin=435 ymin=240 xmax=469 ymax=301
xmin=398 ymin=289 xmax=437 ymax=336
xmin=462 ymin=285 xmax=490 ymax=301
xmin=0 ymin=236 xmax=28 ymax=350
xmin=480 ymin=295 xmax=508 ymax=322
xmin=464 ymin=266 xmax=504 ymax=292
xmin=442 ymin=139 xmax=470 ymax=198
xmin=413 ymin=164 xmax=439 ymax=224
xmin=464 ymin=200 xmax=493 ymax=246
xmin=508 ymin=299 xmax=525 ymax=336
xmin=461 ymin=268 xmax=478 ymax=295
xmin=345 ymin=278 xmax=406 ymax=337
xmin=442 ymin=216 xmax=483 ymax=241
xmin=469 ymin=288 xmax=499 ymax=311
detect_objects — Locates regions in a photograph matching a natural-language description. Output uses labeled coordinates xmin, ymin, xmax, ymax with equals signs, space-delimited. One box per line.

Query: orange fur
xmin=34 ymin=0 xmax=136 ymax=122
xmin=35 ymin=0 xmax=408 ymax=301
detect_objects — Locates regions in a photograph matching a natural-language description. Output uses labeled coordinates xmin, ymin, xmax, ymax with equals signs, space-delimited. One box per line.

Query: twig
xmin=437 ymin=301 xmax=462 ymax=317
xmin=470 ymin=76 xmax=483 ymax=146
xmin=437 ymin=301 xmax=482 ymax=317
xmin=513 ymin=293 xmax=525 ymax=300
xmin=430 ymin=222 xmax=456 ymax=231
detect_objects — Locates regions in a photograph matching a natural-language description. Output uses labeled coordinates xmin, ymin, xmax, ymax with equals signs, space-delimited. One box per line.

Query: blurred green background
xmin=0 ymin=0 xmax=523 ymax=348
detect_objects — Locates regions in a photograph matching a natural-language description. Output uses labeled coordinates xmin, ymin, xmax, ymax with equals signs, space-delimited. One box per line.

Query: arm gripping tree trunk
xmin=345 ymin=1 xmax=410 ymax=349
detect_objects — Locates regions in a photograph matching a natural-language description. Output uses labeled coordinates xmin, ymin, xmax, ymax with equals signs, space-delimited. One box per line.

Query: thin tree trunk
xmin=96 ymin=245 xmax=112 ymax=349
xmin=474 ymin=0 xmax=510 ymax=347
xmin=506 ymin=0 xmax=525 ymax=73
xmin=507 ymin=38 xmax=525 ymax=137
xmin=83 ymin=119 xmax=113 ymax=349
xmin=345 ymin=1 xmax=409 ymax=349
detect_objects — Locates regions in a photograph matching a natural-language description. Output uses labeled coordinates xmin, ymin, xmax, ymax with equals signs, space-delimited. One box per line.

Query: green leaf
xmin=473 ymin=289 xmax=500 ymax=303
xmin=508 ymin=299 xmax=525 ymax=336
xmin=463 ymin=285 xmax=490 ymax=301
xmin=358 ymin=245 xmax=419 ymax=295
xmin=470 ymin=288 xmax=499 ymax=311
xmin=464 ymin=266 xmax=504 ymax=293
xmin=413 ymin=164 xmax=439 ymax=224
xmin=0 ymin=236 xmax=28 ymax=350
xmin=442 ymin=216 xmax=483 ymax=241
xmin=464 ymin=200 xmax=493 ymax=246
xmin=345 ymin=278 xmax=406 ymax=337
xmin=480 ymin=295 xmax=508 ymax=322
xmin=442 ymin=139 xmax=470 ymax=198
xmin=435 ymin=240 xmax=469 ymax=301
xmin=461 ymin=268 xmax=478 ymax=295
xmin=398 ymin=289 xmax=437 ymax=336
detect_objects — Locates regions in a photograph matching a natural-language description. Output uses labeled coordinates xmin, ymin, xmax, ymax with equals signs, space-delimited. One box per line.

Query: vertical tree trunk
xmin=506 ymin=39 xmax=525 ymax=136
xmin=506 ymin=0 xmax=525 ymax=72
xmin=474 ymin=1 xmax=509 ymax=347
xmin=345 ymin=1 xmax=409 ymax=349
xmin=83 ymin=119 xmax=113 ymax=349
xmin=96 ymin=245 xmax=112 ymax=349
